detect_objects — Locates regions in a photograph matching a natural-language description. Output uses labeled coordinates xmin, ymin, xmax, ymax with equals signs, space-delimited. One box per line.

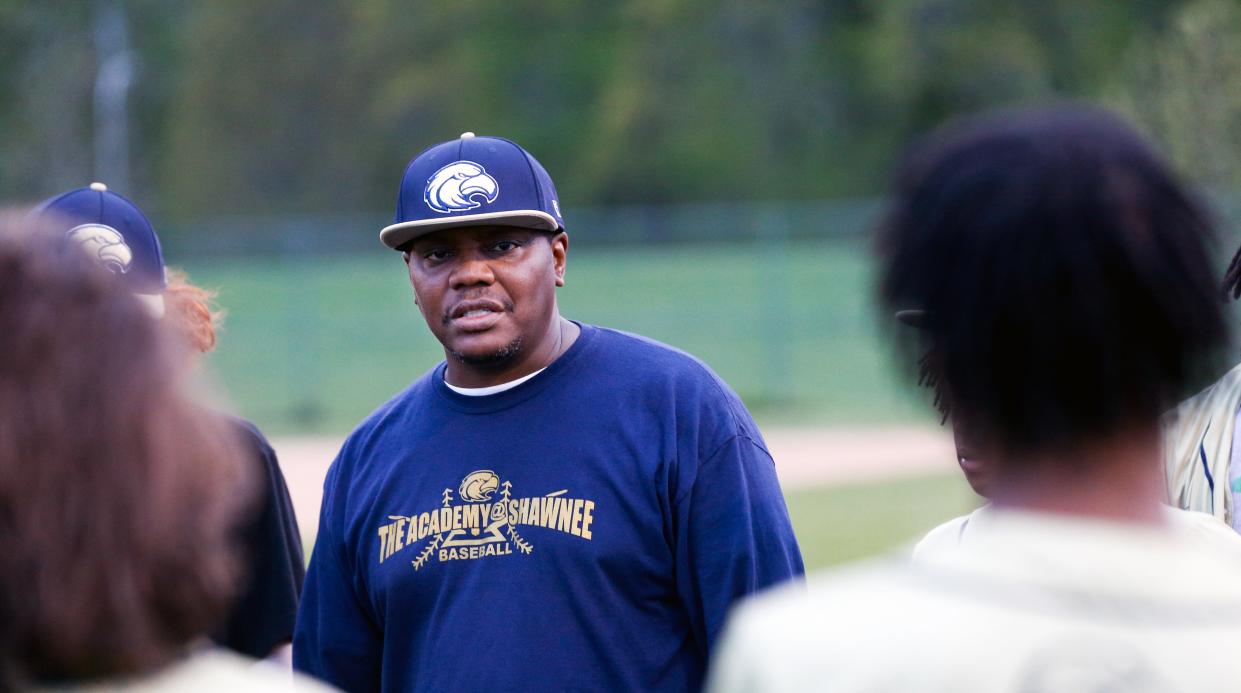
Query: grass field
xmin=185 ymin=239 xmax=932 ymax=434
xmin=786 ymin=473 xmax=980 ymax=570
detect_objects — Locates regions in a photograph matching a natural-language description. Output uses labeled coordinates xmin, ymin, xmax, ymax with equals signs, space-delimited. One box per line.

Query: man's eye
xmin=491 ymin=240 xmax=519 ymax=253
xmin=423 ymin=249 xmax=452 ymax=262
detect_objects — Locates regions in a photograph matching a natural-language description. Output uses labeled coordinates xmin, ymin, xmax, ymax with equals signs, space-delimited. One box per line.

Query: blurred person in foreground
xmin=294 ymin=133 xmax=804 ymax=692
xmin=708 ymin=107 xmax=1241 ymax=692
xmin=34 ymin=183 xmax=306 ymax=663
xmin=0 ymin=214 xmax=332 ymax=691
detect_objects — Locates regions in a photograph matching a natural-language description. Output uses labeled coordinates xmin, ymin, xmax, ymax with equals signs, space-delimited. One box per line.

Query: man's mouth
xmin=445 ymin=299 xmax=509 ymax=330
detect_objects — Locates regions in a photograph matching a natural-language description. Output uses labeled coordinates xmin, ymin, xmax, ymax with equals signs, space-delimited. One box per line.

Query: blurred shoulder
xmin=171 ymin=650 xmax=339 ymax=691
xmin=48 ymin=649 xmax=340 ymax=692
xmin=1169 ymin=507 xmax=1241 ymax=556
xmin=911 ymin=514 xmax=970 ymax=560
xmin=711 ymin=559 xmax=928 ymax=692
xmin=217 ymin=414 xmax=275 ymax=457
xmin=722 ymin=558 xmax=925 ymax=655
xmin=911 ymin=505 xmax=991 ymax=561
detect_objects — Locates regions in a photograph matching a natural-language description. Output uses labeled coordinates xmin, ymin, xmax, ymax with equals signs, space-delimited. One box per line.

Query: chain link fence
xmin=161 ymin=196 xmax=1241 ymax=434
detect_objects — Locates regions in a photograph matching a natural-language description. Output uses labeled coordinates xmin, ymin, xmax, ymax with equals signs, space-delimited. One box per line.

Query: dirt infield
xmin=272 ymin=426 xmax=957 ymax=538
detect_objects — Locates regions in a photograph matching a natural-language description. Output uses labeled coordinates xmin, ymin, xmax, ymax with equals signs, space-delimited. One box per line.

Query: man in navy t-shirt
xmin=293 ymin=132 xmax=804 ymax=692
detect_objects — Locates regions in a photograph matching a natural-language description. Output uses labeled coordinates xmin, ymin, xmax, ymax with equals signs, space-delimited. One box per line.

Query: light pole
xmin=93 ymin=0 xmax=133 ymax=192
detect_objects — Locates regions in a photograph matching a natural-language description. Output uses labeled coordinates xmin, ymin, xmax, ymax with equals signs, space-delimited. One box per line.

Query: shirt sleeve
xmin=211 ymin=421 xmax=305 ymax=658
xmin=673 ymin=434 xmax=805 ymax=658
xmin=293 ymin=462 xmax=383 ymax=692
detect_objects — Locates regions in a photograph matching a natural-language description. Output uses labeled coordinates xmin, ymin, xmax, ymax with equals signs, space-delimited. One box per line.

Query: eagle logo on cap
xmin=67 ymin=224 xmax=133 ymax=275
xmin=424 ymin=161 xmax=499 ymax=214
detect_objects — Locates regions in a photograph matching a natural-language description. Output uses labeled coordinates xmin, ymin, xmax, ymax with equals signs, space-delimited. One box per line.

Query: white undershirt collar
xmin=444 ymin=368 xmax=546 ymax=397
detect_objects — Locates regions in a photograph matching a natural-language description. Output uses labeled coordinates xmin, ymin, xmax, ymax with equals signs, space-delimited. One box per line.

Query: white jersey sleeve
xmin=910 ymin=505 xmax=990 ymax=561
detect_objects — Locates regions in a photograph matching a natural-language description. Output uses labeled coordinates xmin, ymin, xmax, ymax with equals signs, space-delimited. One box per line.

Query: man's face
xmin=403 ymin=225 xmax=566 ymax=367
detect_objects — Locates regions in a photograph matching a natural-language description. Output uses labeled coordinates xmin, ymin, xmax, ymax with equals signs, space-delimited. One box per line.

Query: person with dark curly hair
xmin=710 ymin=107 xmax=1241 ymax=692
xmin=898 ymin=311 xmax=1241 ymax=560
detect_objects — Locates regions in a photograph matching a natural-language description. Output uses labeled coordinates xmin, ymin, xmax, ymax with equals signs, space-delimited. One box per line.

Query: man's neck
xmin=987 ymin=427 xmax=1167 ymax=525
xmin=444 ymin=317 xmax=580 ymax=388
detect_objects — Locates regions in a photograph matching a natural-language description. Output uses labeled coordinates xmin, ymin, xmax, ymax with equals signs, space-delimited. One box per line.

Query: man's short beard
xmin=447 ymin=336 xmax=525 ymax=367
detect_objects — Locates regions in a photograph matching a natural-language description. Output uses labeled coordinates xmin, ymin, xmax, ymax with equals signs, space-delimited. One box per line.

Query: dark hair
xmin=878 ymin=106 xmax=1230 ymax=457
xmin=0 ymin=214 xmax=248 ymax=688
xmin=1223 ymin=242 xmax=1241 ymax=301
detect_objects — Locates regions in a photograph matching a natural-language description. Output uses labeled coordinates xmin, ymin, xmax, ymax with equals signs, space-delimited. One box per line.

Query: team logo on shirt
xmin=376 ymin=470 xmax=597 ymax=571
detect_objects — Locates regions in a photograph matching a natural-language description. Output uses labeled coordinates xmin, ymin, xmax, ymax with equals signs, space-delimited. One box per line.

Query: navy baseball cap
xmin=379 ymin=132 xmax=565 ymax=250
xmin=35 ymin=182 xmax=167 ymax=316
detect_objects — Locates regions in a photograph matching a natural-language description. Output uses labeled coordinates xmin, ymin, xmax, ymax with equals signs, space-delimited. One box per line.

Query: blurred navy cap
xmin=380 ymin=132 xmax=564 ymax=250
xmin=35 ymin=182 xmax=166 ymax=316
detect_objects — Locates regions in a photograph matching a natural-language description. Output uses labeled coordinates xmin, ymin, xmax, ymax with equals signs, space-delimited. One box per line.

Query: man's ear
xmin=551 ymin=231 xmax=568 ymax=287
xmin=400 ymin=250 xmax=419 ymax=305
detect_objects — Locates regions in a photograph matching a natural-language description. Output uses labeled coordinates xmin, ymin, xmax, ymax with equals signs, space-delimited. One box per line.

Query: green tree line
xmin=5 ymin=0 xmax=1231 ymax=226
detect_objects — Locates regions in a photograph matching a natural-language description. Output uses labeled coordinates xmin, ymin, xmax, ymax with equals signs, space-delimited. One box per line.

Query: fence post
xmin=282 ymin=226 xmax=325 ymax=428
xmin=756 ymin=204 xmax=794 ymax=410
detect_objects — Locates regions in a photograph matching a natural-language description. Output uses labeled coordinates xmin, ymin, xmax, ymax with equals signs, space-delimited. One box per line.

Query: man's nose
xmin=450 ymin=256 xmax=495 ymax=288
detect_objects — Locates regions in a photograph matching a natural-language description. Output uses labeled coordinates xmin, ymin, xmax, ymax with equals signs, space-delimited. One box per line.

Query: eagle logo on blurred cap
xmin=424 ymin=161 xmax=499 ymax=214
xmin=67 ymin=224 xmax=133 ymax=275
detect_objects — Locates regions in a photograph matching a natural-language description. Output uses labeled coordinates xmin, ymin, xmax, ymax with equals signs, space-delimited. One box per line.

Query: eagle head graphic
xmin=67 ymin=224 xmax=133 ymax=275
xmin=423 ymin=161 xmax=499 ymax=214
xmin=459 ymin=470 xmax=501 ymax=502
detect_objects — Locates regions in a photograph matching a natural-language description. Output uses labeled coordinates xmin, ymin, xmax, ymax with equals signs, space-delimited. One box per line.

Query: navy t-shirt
xmin=294 ymin=324 xmax=804 ymax=692
xmin=212 ymin=416 xmax=305 ymax=658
